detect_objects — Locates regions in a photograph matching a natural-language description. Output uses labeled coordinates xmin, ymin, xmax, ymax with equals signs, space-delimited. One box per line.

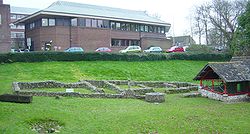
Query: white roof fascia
xmin=16 ymin=11 xmax=170 ymax=27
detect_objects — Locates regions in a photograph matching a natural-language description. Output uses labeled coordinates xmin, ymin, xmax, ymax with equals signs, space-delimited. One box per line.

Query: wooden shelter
xmin=194 ymin=56 xmax=250 ymax=96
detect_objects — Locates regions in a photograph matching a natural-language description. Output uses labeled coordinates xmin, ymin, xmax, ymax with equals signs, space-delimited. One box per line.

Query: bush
xmin=0 ymin=52 xmax=232 ymax=63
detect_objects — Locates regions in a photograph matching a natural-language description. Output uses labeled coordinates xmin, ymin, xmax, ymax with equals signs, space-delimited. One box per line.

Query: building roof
xmin=194 ymin=56 xmax=250 ymax=82
xmin=10 ymin=6 xmax=39 ymax=15
xmin=16 ymin=1 xmax=170 ymax=27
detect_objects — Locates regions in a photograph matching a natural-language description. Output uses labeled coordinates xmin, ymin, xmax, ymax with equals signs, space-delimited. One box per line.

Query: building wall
xmin=141 ymin=37 xmax=172 ymax=50
xmin=10 ymin=13 xmax=27 ymax=49
xmin=0 ymin=3 xmax=11 ymax=52
xmin=26 ymin=26 xmax=171 ymax=52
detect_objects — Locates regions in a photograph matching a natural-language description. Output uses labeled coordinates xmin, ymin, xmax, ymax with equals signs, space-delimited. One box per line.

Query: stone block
xmin=145 ymin=92 xmax=165 ymax=103
xmin=0 ymin=94 xmax=32 ymax=103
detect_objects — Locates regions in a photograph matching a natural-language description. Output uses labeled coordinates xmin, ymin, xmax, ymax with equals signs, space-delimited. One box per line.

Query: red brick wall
xmin=26 ymin=26 xmax=170 ymax=52
xmin=0 ymin=4 xmax=11 ymax=52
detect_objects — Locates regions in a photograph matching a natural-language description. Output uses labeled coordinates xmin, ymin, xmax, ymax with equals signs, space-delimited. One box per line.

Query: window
xmin=121 ymin=23 xmax=126 ymax=30
xmin=92 ymin=19 xmax=97 ymax=27
xmin=0 ymin=14 xmax=1 ymax=25
xmin=11 ymin=14 xmax=16 ymax=19
xmin=42 ymin=18 xmax=48 ymax=26
xmin=85 ymin=19 xmax=91 ymax=27
xmin=10 ymin=24 xmax=16 ymax=29
xmin=56 ymin=18 xmax=70 ymax=26
xmin=145 ymin=25 xmax=149 ymax=32
xmin=157 ymin=27 xmax=161 ymax=33
xmin=78 ymin=18 xmax=85 ymax=27
xmin=97 ymin=20 xmax=103 ymax=28
xmin=11 ymin=32 xmax=25 ymax=38
xmin=16 ymin=24 xmax=25 ymax=29
xmin=149 ymin=25 xmax=154 ymax=32
xmin=111 ymin=39 xmax=140 ymax=47
xmin=160 ymin=27 xmax=165 ymax=34
xmin=130 ymin=24 xmax=135 ymax=31
xmin=131 ymin=40 xmax=140 ymax=46
xmin=125 ymin=23 xmax=130 ymax=31
xmin=103 ymin=20 xmax=109 ymax=28
xmin=16 ymin=15 xmax=25 ymax=19
xmin=29 ymin=23 xmax=35 ymax=29
xmin=49 ymin=19 xmax=55 ymax=26
xmin=71 ymin=18 xmax=77 ymax=26
xmin=111 ymin=22 xmax=116 ymax=29
xmin=140 ymin=25 xmax=145 ymax=32
xmin=116 ymin=22 xmax=121 ymax=30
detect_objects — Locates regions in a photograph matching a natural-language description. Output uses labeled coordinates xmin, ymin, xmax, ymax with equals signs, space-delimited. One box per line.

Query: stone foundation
xmin=12 ymin=80 xmax=198 ymax=101
xmin=199 ymin=89 xmax=250 ymax=103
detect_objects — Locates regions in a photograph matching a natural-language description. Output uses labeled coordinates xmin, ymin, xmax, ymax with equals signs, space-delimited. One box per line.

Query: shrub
xmin=0 ymin=52 xmax=232 ymax=63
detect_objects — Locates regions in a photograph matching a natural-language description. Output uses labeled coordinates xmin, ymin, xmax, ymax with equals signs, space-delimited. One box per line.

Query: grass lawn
xmin=0 ymin=60 xmax=250 ymax=133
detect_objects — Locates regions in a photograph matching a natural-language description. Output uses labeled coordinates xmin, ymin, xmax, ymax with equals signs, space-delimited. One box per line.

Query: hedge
xmin=0 ymin=52 xmax=232 ymax=63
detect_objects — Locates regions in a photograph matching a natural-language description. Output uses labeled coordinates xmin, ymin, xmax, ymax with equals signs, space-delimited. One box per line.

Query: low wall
xmin=199 ymin=89 xmax=250 ymax=103
xmin=12 ymin=80 xmax=198 ymax=100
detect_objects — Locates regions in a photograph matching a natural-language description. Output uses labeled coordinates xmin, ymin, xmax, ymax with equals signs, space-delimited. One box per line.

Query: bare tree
xmin=192 ymin=0 xmax=247 ymax=48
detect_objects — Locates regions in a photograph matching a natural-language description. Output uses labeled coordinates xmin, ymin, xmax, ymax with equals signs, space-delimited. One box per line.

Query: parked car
xmin=64 ymin=47 xmax=84 ymax=52
xmin=166 ymin=46 xmax=184 ymax=53
xmin=215 ymin=46 xmax=224 ymax=51
xmin=143 ymin=47 xmax=162 ymax=53
xmin=95 ymin=47 xmax=112 ymax=52
xmin=119 ymin=46 xmax=141 ymax=53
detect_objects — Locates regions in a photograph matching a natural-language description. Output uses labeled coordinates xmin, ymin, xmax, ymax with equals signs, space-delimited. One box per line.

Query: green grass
xmin=0 ymin=60 xmax=250 ymax=133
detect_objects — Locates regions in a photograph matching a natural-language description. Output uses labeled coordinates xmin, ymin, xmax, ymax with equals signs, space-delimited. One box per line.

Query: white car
xmin=119 ymin=46 xmax=141 ymax=53
xmin=143 ymin=47 xmax=162 ymax=53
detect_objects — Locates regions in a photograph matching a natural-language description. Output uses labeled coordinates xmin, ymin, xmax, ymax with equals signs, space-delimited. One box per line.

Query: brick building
xmin=0 ymin=0 xmax=11 ymax=52
xmin=16 ymin=1 xmax=172 ymax=52
xmin=10 ymin=6 xmax=38 ymax=50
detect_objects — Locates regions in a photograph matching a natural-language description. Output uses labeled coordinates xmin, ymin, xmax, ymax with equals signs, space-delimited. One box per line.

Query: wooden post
xmin=223 ymin=82 xmax=227 ymax=94
xmin=212 ymin=79 xmax=214 ymax=91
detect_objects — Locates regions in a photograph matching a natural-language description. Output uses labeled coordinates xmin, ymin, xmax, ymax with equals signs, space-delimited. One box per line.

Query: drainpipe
xmin=69 ymin=22 xmax=72 ymax=48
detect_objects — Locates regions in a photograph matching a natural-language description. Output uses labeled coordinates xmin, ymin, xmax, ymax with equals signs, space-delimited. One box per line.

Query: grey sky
xmin=4 ymin=0 xmax=207 ymax=39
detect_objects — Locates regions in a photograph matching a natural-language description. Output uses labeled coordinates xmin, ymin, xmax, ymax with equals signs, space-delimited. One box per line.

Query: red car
xmin=166 ymin=46 xmax=184 ymax=53
xmin=95 ymin=47 xmax=112 ymax=52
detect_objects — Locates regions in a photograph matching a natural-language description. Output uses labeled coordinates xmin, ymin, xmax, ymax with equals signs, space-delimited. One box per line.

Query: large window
xmin=121 ymin=23 xmax=126 ymax=31
xmin=49 ymin=19 xmax=55 ymax=26
xmin=78 ymin=18 xmax=85 ymax=27
xmin=56 ymin=18 xmax=70 ymax=26
xmin=42 ymin=18 xmax=55 ymax=26
xmin=11 ymin=32 xmax=25 ymax=38
xmin=42 ymin=18 xmax=48 ymax=26
xmin=97 ymin=20 xmax=103 ymax=28
xmin=71 ymin=18 xmax=77 ymax=26
xmin=111 ymin=39 xmax=140 ymax=47
xmin=111 ymin=22 xmax=116 ymax=29
xmin=92 ymin=19 xmax=97 ymax=27
xmin=145 ymin=25 xmax=149 ymax=32
xmin=85 ymin=19 xmax=91 ymax=27
xmin=116 ymin=22 xmax=121 ymax=30
xmin=11 ymin=14 xmax=16 ymax=19
xmin=140 ymin=25 xmax=145 ymax=32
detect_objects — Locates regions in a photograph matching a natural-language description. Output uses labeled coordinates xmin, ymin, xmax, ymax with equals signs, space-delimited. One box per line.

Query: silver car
xmin=143 ymin=47 xmax=162 ymax=53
